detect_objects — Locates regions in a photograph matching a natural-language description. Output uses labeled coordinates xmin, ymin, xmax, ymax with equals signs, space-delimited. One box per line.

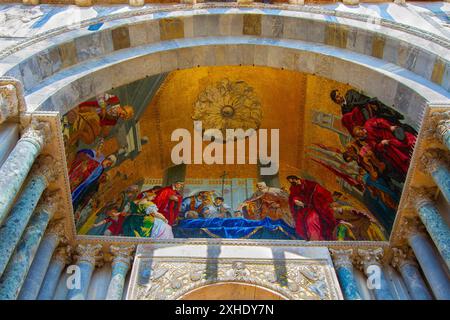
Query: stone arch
xmin=178 ymin=282 xmax=289 ymax=300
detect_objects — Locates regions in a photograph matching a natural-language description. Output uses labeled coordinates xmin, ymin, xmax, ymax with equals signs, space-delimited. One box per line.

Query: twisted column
xmin=0 ymin=156 xmax=57 ymax=277
xmin=330 ymin=249 xmax=361 ymax=300
xmin=19 ymin=218 xmax=66 ymax=300
xmin=409 ymin=188 xmax=450 ymax=269
xmin=400 ymin=219 xmax=450 ymax=300
xmin=37 ymin=245 xmax=72 ymax=300
xmin=391 ymin=247 xmax=432 ymax=300
xmin=66 ymin=244 xmax=103 ymax=300
xmin=420 ymin=149 xmax=450 ymax=203
xmin=0 ymin=120 xmax=49 ymax=225
xmin=0 ymin=194 xmax=62 ymax=300
xmin=357 ymin=248 xmax=394 ymax=300
xmin=106 ymin=245 xmax=135 ymax=300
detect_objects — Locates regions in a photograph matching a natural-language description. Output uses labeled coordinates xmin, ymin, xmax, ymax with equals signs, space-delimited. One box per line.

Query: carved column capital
xmin=398 ymin=217 xmax=427 ymax=241
xmin=419 ymin=148 xmax=449 ymax=174
xmin=74 ymin=244 xmax=103 ymax=267
xmin=356 ymin=248 xmax=384 ymax=270
xmin=110 ymin=245 xmax=135 ymax=267
xmin=53 ymin=245 xmax=72 ymax=265
xmin=20 ymin=119 xmax=51 ymax=150
xmin=436 ymin=119 xmax=450 ymax=143
xmin=424 ymin=110 xmax=450 ymax=139
xmin=45 ymin=218 xmax=67 ymax=243
xmin=35 ymin=191 xmax=63 ymax=220
xmin=0 ymin=77 xmax=25 ymax=124
xmin=391 ymin=247 xmax=418 ymax=270
xmin=330 ymin=248 xmax=354 ymax=269
xmin=31 ymin=155 xmax=60 ymax=185
xmin=407 ymin=186 xmax=437 ymax=210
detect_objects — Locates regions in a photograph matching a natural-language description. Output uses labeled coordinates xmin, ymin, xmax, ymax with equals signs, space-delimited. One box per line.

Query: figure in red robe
xmin=353 ymin=117 xmax=416 ymax=177
xmin=152 ymin=182 xmax=184 ymax=226
xmin=287 ymin=175 xmax=337 ymax=241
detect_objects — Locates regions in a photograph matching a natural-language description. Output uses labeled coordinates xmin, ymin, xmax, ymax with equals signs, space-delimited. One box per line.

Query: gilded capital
xmin=419 ymin=148 xmax=449 ymax=174
xmin=74 ymin=244 xmax=103 ymax=267
xmin=408 ymin=186 xmax=437 ymax=209
xmin=110 ymin=245 xmax=135 ymax=267
xmin=20 ymin=119 xmax=51 ymax=150
xmin=45 ymin=218 xmax=67 ymax=243
xmin=436 ymin=119 xmax=450 ymax=142
xmin=31 ymin=155 xmax=60 ymax=185
xmin=356 ymin=247 xmax=384 ymax=270
xmin=35 ymin=191 xmax=63 ymax=220
xmin=424 ymin=110 xmax=450 ymax=139
xmin=53 ymin=245 xmax=72 ymax=265
xmin=329 ymin=248 xmax=354 ymax=269
xmin=398 ymin=217 xmax=427 ymax=241
xmin=391 ymin=247 xmax=417 ymax=270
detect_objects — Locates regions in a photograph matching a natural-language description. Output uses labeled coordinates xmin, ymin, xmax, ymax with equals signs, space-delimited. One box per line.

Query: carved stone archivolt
xmin=130 ymin=258 xmax=340 ymax=300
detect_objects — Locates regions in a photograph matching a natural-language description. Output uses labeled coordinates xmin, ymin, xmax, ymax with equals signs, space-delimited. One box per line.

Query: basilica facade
xmin=0 ymin=0 xmax=449 ymax=300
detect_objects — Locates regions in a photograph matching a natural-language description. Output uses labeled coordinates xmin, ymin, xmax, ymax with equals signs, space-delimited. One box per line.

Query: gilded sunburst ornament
xmin=192 ymin=78 xmax=262 ymax=140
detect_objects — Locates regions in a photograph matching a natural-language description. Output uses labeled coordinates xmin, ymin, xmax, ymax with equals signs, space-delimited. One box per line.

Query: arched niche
xmin=178 ymin=282 xmax=288 ymax=300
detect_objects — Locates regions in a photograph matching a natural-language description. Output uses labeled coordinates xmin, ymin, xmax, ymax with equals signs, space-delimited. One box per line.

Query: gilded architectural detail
xmin=424 ymin=110 xmax=450 ymax=139
xmin=192 ymin=78 xmax=262 ymax=140
xmin=329 ymin=249 xmax=354 ymax=269
xmin=45 ymin=218 xmax=67 ymax=242
xmin=419 ymin=148 xmax=449 ymax=174
xmin=356 ymin=247 xmax=384 ymax=269
xmin=391 ymin=247 xmax=417 ymax=269
xmin=407 ymin=187 xmax=437 ymax=209
xmin=110 ymin=245 xmax=135 ymax=267
xmin=397 ymin=217 xmax=427 ymax=240
xmin=31 ymin=155 xmax=60 ymax=185
xmin=74 ymin=244 xmax=103 ymax=267
xmin=20 ymin=119 xmax=51 ymax=150
xmin=53 ymin=245 xmax=72 ymax=265
xmin=131 ymin=258 xmax=340 ymax=300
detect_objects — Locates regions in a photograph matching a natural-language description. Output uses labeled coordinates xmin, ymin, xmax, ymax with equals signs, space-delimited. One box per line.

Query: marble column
xmin=18 ymin=218 xmax=66 ymax=300
xmin=420 ymin=149 xmax=450 ymax=203
xmin=106 ymin=245 xmax=135 ymax=300
xmin=357 ymin=248 xmax=394 ymax=300
xmin=391 ymin=247 xmax=432 ymax=300
xmin=37 ymin=245 xmax=72 ymax=300
xmin=66 ymin=244 xmax=103 ymax=300
xmin=0 ymin=196 xmax=62 ymax=300
xmin=330 ymin=248 xmax=361 ymax=300
xmin=0 ymin=120 xmax=49 ymax=225
xmin=409 ymin=188 xmax=450 ymax=269
xmin=0 ymin=157 xmax=57 ymax=277
xmin=401 ymin=219 xmax=450 ymax=300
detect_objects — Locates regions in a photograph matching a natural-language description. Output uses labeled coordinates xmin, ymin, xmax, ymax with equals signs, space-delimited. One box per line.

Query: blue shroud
xmin=173 ymin=217 xmax=300 ymax=240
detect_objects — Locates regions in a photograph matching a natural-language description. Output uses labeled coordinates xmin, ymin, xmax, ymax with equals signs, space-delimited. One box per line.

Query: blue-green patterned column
xmin=358 ymin=248 xmax=394 ymax=300
xmin=0 ymin=122 xmax=48 ymax=225
xmin=436 ymin=118 xmax=450 ymax=151
xmin=66 ymin=244 xmax=103 ymax=300
xmin=411 ymin=188 xmax=450 ymax=270
xmin=0 ymin=196 xmax=59 ymax=300
xmin=403 ymin=219 xmax=450 ymax=300
xmin=18 ymin=219 xmax=66 ymax=300
xmin=330 ymin=248 xmax=361 ymax=300
xmin=106 ymin=245 xmax=134 ymax=300
xmin=37 ymin=246 xmax=71 ymax=300
xmin=0 ymin=157 xmax=56 ymax=277
xmin=392 ymin=247 xmax=432 ymax=300
xmin=420 ymin=149 xmax=450 ymax=203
